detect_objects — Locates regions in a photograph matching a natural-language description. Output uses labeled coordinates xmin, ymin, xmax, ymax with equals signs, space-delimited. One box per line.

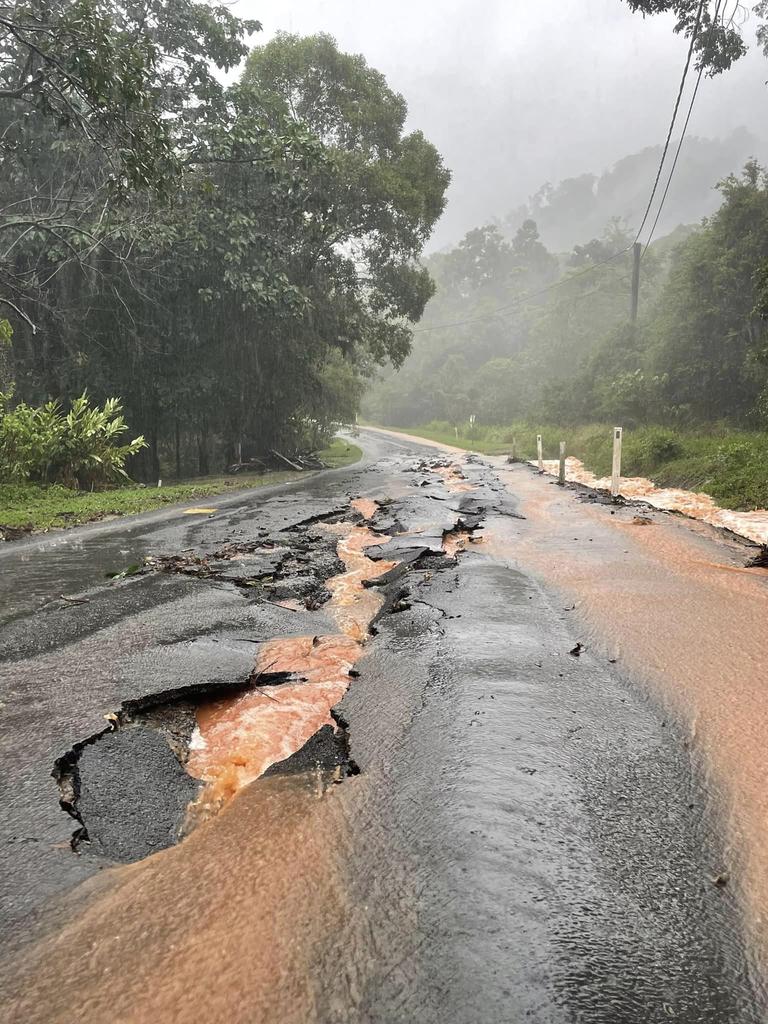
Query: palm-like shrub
xmin=0 ymin=388 xmax=147 ymax=489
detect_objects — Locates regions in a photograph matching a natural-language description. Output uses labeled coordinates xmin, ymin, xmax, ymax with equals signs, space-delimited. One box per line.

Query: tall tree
xmin=4 ymin=23 xmax=450 ymax=477
xmin=0 ymin=0 xmax=259 ymax=329
xmin=622 ymin=1 xmax=747 ymax=72
xmin=243 ymin=33 xmax=451 ymax=369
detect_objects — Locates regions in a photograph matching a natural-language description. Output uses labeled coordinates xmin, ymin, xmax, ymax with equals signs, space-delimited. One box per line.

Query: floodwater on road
xmin=1 ymin=772 xmax=356 ymax=1024
xmin=536 ymin=455 xmax=768 ymax=546
xmin=0 ymin=432 xmax=762 ymax=1023
xmin=492 ymin=458 xmax=768 ymax=998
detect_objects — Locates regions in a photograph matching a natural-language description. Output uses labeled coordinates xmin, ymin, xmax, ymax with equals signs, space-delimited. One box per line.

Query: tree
xmin=243 ymin=33 xmax=450 ymax=369
xmin=0 ymin=0 xmax=260 ymax=329
xmin=649 ymin=161 xmax=768 ymax=422
xmin=622 ymin=1 xmax=747 ymax=73
xmin=4 ymin=25 xmax=450 ymax=477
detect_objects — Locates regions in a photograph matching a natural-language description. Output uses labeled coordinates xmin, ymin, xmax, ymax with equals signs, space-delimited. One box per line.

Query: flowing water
xmin=536 ymin=456 xmax=768 ymax=546
xmin=1 ymin=442 xmax=761 ymax=1022
xmin=493 ymin=459 xmax=768 ymax=997
xmin=186 ymin=514 xmax=397 ymax=816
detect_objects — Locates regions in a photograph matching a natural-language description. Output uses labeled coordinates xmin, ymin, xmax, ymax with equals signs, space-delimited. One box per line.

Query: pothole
xmin=52 ymin=494 xmax=485 ymax=864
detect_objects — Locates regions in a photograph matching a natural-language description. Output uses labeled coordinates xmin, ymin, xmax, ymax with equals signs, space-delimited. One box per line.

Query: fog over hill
xmin=243 ymin=0 xmax=768 ymax=249
xmin=502 ymin=128 xmax=764 ymax=253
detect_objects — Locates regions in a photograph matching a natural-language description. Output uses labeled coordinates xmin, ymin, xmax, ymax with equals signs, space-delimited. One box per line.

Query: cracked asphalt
xmin=0 ymin=429 xmax=761 ymax=1023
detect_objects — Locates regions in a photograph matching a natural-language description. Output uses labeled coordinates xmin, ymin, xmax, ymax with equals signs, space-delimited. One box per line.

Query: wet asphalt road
xmin=0 ymin=430 xmax=761 ymax=1022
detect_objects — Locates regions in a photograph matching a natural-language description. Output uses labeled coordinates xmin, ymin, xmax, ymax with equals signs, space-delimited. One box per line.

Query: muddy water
xmin=350 ymin=496 xmax=378 ymax=519
xmin=493 ymin=460 xmax=768 ymax=993
xmin=2 ymin=774 xmax=358 ymax=1024
xmin=186 ymin=521 xmax=396 ymax=814
xmin=536 ymin=456 xmax=768 ymax=547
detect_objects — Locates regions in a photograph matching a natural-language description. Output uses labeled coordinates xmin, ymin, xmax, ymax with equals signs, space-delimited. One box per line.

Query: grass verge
xmin=0 ymin=438 xmax=362 ymax=536
xmin=374 ymin=422 xmax=768 ymax=511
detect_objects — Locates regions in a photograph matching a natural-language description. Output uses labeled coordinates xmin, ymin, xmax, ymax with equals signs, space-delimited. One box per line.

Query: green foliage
xmin=0 ymin=389 xmax=146 ymax=488
xmin=393 ymin=420 xmax=768 ymax=511
xmin=244 ymin=33 xmax=451 ymax=367
xmin=622 ymin=1 xmax=747 ymax=74
xmin=0 ymin=1 xmax=262 ymax=323
xmin=366 ymin=162 xmax=768 ymax=448
xmin=0 ymin=439 xmax=361 ymax=533
xmin=3 ymin=27 xmax=448 ymax=480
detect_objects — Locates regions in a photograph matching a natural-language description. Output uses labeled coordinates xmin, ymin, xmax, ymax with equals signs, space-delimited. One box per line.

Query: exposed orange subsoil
xmin=350 ymin=496 xmax=378 ymax=520
xmin=442 ymin=529 xmax=475 ymax=558
xmin=186 ymin=523 xmax=396 ymax=815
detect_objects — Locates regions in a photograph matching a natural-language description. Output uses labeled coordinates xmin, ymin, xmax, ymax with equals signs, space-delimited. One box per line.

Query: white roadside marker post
xmin=537 ymin=434 xmax=544 ymax=472
xmin=558 ymin=441 xmax=566 ymax=486
xmin=511 ymin=436 xmax=517 ymax=461
xmin=611 ymin=426 xmax=623 ymax=498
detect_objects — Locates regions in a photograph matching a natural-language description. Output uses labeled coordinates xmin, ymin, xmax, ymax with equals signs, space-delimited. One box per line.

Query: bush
xmin=0 ymin=388 xmax=147 ymax=489
xmin=622 ymin=428 xmax=683 ymax=476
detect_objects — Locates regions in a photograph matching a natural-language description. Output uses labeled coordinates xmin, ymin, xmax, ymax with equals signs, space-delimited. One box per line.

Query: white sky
xmin=233 ymin=0 xmax=768 ymax=247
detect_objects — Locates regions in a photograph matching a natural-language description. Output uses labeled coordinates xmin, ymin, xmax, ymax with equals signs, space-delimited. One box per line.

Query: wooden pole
xmin=558 ymin=441 xmax=566 ymax=486
xmin=631 ymin=243 xmax=641 ymax=323
xmin=537 ymin=434 xmax=544 ymax=472
xmin=611 ymin=426 xmax=623 ymax=498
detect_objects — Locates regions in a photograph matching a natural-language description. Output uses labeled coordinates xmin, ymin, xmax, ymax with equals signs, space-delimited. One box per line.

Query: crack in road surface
xmin=51 ymin=471 xmax=485 ymax=864
xmin=0 ymin=434 xmax=761 ymax=1024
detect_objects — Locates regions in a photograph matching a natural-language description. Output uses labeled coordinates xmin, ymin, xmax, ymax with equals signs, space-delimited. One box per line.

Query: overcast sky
xmin=235 ymin=0 xmax=768 ymax=249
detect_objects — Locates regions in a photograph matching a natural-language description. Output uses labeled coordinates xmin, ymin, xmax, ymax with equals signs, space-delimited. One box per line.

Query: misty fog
xmin=243 ymin=0 xmax=768 ymax=249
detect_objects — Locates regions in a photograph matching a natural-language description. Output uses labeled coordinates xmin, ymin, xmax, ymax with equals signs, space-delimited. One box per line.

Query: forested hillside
xmin=504 ymin=128 xmax=762 ymax=252
xmin=0 ymin=6 xmax=449 ymax=481
xmin=364 ymin=159 xmax=768 ymax=440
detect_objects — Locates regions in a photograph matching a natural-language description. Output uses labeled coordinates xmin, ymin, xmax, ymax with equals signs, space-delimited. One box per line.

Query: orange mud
xmin=536 ymin=456 xmax=768 ymax=547
xmin=321 ymin=522 xmax=397 ymax=641
xmin=433 ymin=464 xmax=474 ymax=493
xmin=186 ymin=524 xmax=396 ymax=815
xmin=2 ymin=774 xmax=360 ymax=1024
xmin=1 ymin=516 xmax=418 ymax=1024
xmin=443 ymin=529 xmax=474 ymax=558
xmin=492 ymin=460 xmax=768 ymax=987
xmin=350 ymin=496 xmax=378 ymax=520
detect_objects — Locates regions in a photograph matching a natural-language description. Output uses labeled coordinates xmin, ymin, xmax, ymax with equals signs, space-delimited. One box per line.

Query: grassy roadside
xmin=374 ymin=421 xmax=768 ymax=511
xmin=0 ymin=438 xmax=362 ymax=536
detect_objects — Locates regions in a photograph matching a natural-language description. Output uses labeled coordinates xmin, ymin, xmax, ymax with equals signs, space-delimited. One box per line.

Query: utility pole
xmin=630 ymin=242 xmax=641 ymax=323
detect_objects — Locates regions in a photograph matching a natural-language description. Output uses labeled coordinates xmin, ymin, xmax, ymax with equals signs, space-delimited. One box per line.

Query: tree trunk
xmin=197 ymin=433 xmax=210 ymax=476
xmin=175 ymin=419 xmax=181 ymax=480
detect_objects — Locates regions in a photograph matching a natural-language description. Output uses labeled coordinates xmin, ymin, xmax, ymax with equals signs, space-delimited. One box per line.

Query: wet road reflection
xmin=492 ymin=458 xmax=768 ymax=1007
xmin=0 ymin=433 xmax=762 ymax=1023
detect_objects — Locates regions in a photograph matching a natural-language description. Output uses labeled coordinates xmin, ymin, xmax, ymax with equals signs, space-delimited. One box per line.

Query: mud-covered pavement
xmin=0 ymin=429 xmax=762 ymax=1023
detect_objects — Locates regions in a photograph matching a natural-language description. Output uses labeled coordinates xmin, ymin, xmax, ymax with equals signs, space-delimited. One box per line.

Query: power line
xmin=634 ymin=0 xmax=707 ymax=246
xmin=411 ymin=0 xmax=709 ymax=337
xmin=641 ymin=0 xmax=725 ymax=255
